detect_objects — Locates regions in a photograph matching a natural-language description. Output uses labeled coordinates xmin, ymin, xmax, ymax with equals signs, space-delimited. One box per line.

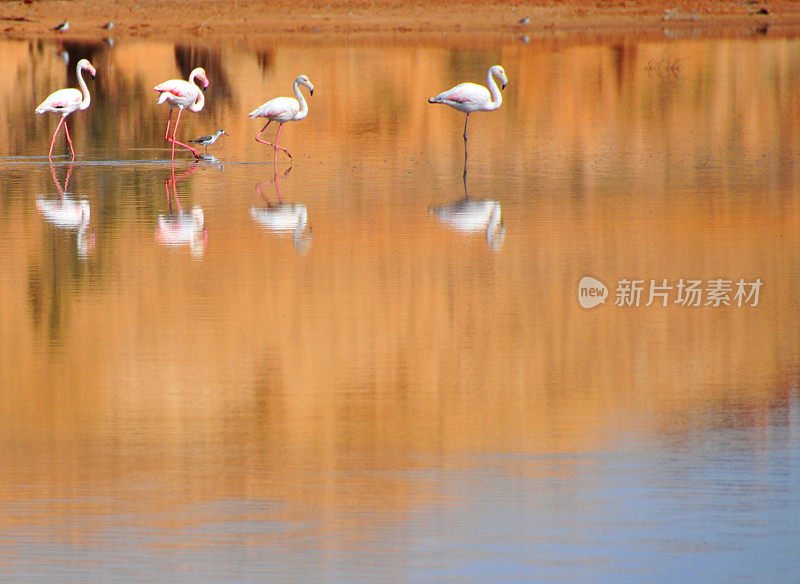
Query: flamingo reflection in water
xmin=36 ymin=163 xmax=95 ymax=257
xmin=430 ymin=196 xmax=505 ymax=250
xmin=155 ymin=163 xmax=208 ymax=258
xmin=250 ymin=167 xmax=312 ymax=253
xmin=429 ymin=159 xmax=505 ymax=251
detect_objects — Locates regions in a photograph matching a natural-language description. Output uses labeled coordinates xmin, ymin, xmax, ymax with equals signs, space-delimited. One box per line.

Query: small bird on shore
xmin=53 ymin=20 xmax=69 ymax=32
xmin=102 ymin=21 xmax=114 ymax=31
xmin=189 ymin=129 xmax=227 ymax=153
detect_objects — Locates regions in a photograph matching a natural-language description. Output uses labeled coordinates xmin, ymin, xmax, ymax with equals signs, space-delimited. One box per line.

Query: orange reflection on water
xmin=0 ymin=34 xmax=797 ymax=545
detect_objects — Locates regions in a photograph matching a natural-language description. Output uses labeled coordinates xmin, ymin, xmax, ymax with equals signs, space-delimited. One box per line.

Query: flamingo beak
xmin=310 ymin=88 xmax=314 ymax=96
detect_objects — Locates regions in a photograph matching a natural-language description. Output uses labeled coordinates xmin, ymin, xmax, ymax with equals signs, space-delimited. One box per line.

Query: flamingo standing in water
xmin=249 ymin=75 xmax=314 ymax=165
xmin=35 ymin=58 xmax=96 ymax=161
xmin=154 ymin=67 xmax=209 ymax=162
xmin=428 ymin=65 xmax=507 ymax=179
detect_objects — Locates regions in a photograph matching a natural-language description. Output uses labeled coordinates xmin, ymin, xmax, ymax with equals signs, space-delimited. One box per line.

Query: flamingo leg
xmin=165 ymin=163 xmax=182 ymax=213
xmin=462 ymin=114 xmax=469 ymax=196
xmin=64 ymin=162 xmax=73 ymax=193
xmin=167 ymin=108 xmax=201 ymax=160
xmin=169 ymin=110 xmax=178 ymax=163
xmin=255 ymin=120 xmax=272 ymax=145
xmin=164 ymin=108 xmax=173 ymax=141
xmin=256 ymin=121 xmax=292 ymax=161
xmin=273 ymin=165 xmax=284 ymax=203
xmin=48 ymin=116 xmax=67 ymax=160
xmin=63 ymin=119 xmax=75 ymax=160
xmin=274 ymin=123 xmax=291 ymax=162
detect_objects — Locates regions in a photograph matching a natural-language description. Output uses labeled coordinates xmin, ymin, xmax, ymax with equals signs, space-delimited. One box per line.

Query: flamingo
xmin=428 ymin=65 xmax=507 ymax=179
xmin=154 ymin=67 xmax=209 ymax=161
xmin=249 ymin=75 xmax=314 ymax=165
xmin=35 ymin=58 xmax=96 ymax=161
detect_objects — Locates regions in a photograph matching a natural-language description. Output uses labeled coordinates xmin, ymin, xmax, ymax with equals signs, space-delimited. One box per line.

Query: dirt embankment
xmin=0 ymin=0 xmax=794 ymax=41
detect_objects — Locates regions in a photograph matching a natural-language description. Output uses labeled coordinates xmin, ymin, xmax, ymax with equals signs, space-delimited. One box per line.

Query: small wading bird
xmin=154 ymin=67 xmax=209 ymax=162
xmin=35 ymin=58 xmax=96 ymax=160
xmin=428 ymin=65 xmax=507 ymax=179
xmin=53 ymin=20 xmax=69 ymax=32
xmin=189 ymin=129 xmax=226 ymax=153
xmin=249 ymin=75 xmax=314 ymax=165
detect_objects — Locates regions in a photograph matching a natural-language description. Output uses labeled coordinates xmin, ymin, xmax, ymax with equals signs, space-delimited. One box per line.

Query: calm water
xmin=1 ymin=33 xmax=799 ymax=582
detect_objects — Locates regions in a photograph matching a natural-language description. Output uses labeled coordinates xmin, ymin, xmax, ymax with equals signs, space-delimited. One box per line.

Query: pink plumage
xmin=428 ymin=65 xmax=507 ymax=115
xmin=35 ymin=58 xmax=96 ymax=160
xmin=154 ymin=67 xmax=209 ymax=161
xmin=249 ymin=75 xmax=315 ymax=163
xmin=428 ymin=65 xmax=508 ymax=181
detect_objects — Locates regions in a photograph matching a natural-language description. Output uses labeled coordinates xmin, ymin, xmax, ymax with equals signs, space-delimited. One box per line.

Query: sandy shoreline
xmin=1 ymin=0 xmax=796 ymax=41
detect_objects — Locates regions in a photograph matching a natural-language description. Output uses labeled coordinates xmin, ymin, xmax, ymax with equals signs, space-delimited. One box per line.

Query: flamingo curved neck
xmin=188 ymin=85 xmax=205 ymax=113
xmin=485 ymin=68 xmax=503 ymax=110
xmin=293 ymin=80 xmax=309 ymax=121
xmin=77 ymin=63 xmax=91 ymax=111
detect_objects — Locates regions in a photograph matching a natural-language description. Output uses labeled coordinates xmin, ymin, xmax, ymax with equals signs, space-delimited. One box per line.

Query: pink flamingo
xmin=248 ymin=75 xmax=314 ymax=165
xmin=154 ymin=67 xmax=209 ymax=162
xmin=35 ymin=58 xmax=96 ymax=161
xmin=428 ymin=65 xmax=507 ymax=180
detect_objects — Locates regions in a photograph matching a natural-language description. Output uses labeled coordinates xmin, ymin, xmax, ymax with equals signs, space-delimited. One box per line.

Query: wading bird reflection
xmin=249 ymin=75 xmax=314 ymax=166
xmin=156 ymin=162 xmax=207 ymax=257
xmin=35 ymin=58 xmax=96 ymax=161
xmin=154 ymin=67 xmax=209 ymax=162
xmin=429 ymin=159 xmax=505 ymax=251
xmin=36 ymin=163 xmax=95 ymax=257
xmin=430 ymin=196 xmax=505 ymax=250
xmin=250 ymin=167 xmax=312 ymax=253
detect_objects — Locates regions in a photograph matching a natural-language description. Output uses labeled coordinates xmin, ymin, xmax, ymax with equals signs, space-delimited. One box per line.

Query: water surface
xmin=0 ymin=33 xmax=799 ymax=582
